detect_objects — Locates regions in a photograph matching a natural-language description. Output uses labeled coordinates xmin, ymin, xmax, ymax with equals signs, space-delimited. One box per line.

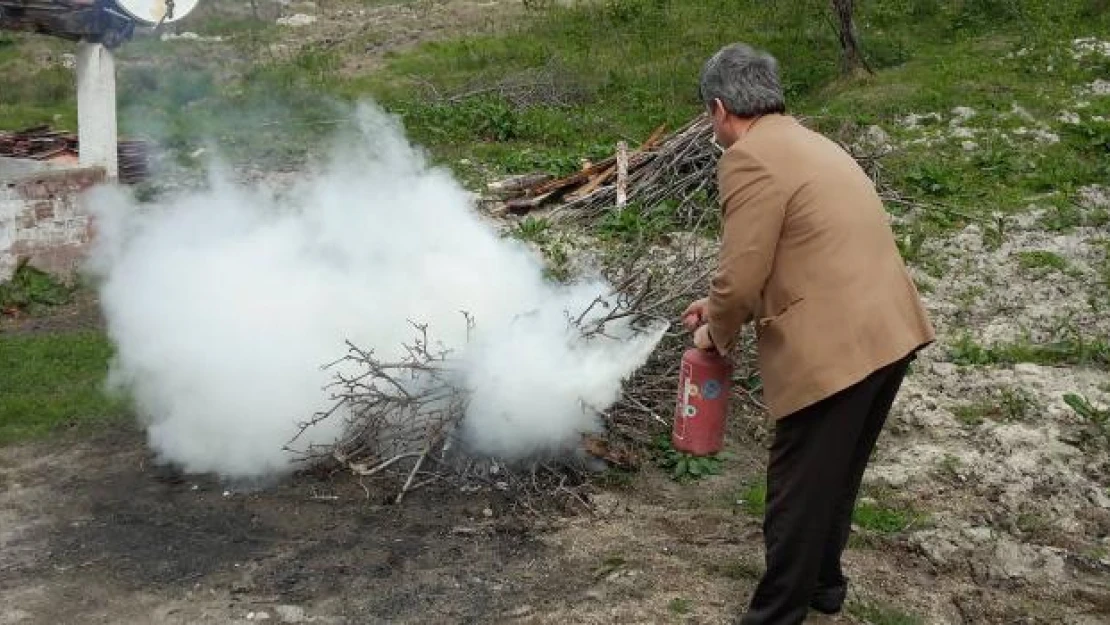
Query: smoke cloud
xmin=86 ymin=103 xmax=665 ymax=480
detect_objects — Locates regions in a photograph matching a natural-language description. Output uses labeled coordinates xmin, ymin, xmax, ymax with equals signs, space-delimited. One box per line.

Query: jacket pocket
xmin=758 ymin=296 xmax=805 ymax=328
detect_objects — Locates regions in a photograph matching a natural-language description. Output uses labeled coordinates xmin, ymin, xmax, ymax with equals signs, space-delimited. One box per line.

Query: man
xmin=682 ymin=43 xmax=935 ymax=624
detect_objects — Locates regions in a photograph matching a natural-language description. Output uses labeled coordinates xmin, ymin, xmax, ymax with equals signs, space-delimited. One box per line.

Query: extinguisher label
xmin=702 ymin=379 xmax=722 ymax=400
xmin=675 ymin=361 xmax=694 ymax=440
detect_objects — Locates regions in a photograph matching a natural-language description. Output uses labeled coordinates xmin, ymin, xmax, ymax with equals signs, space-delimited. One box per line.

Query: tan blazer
xmin=707 ymin=114 xmax=935 ymax=419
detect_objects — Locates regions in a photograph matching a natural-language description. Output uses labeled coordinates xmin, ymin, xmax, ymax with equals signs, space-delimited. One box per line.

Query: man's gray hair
xmin=699 ymin=43 xmax=786 ymax=117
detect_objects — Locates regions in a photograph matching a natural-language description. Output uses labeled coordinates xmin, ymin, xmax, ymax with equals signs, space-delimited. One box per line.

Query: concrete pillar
xmin=76 ymin=43 xmax=118 ymax=180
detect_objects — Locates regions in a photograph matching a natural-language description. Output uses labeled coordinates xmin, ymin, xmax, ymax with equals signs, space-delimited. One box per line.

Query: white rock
xmin=991 ymin=540 xmax=1068 ymax=584
xmin=1030 ymin=129 xmax=1060 ymax=144
xmin=900 ymin=112 xmax=941 ymax=129
xmin=932 ymin=362 xmax=958 ymax=377
xmin=1086 ymin=79 xmax=1110 ymax=96
xmin=963 ymin=526 xmax=994 ymax=543
xmin=950 ymin=106 xmax=976 ymax=122
xmin=274 ymin=605 xmax=305 ymax=623
xmin=277 ymin=14 xmax=317 ymax=27
xmin=855 ymin=125 xmax=892 ymax=155
xmin=161 ymin=32 xmax=225 ymax=43
xmin=1058 ymin=111 xmax=1081 ymax=124
xmin=961 ymin=141 xmax=979 ymax=152
xmin=911 ymin=530 xmax=962 ymax=567
xmin=1072 ymin=37 xmax=1110 ymax=59
xmin=1077 ymin=185 xmax=1110 ymax=209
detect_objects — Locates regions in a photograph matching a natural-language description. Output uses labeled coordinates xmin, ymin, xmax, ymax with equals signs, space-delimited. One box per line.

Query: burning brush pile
xmin=273 ymin=114 xmax=770 ymax=507
xmin=285 ymin=257 xmax=741 ymax=507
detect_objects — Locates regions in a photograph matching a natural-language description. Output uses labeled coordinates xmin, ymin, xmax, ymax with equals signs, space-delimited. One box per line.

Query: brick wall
xmin=0 ymin=166 xmax=106 ymax=281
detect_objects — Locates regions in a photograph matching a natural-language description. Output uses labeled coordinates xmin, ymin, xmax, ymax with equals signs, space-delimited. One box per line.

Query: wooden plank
xmin=503 ymin=191 xmax=556 ymax=214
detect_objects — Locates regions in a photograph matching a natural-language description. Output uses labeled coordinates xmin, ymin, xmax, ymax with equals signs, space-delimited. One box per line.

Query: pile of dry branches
xmin=283 ymin=241 xmax=761 ymax=507
xmin=486 ymin=113 xmax=946 ymax=231
xmin=488 ymin=116 xmax=719 ymax=225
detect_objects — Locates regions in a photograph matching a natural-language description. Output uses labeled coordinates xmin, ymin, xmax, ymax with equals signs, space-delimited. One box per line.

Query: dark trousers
xmin=740 ymin=355 xmax=913 ymax=625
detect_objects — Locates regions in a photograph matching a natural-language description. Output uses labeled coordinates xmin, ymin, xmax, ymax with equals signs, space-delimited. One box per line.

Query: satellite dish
xmin=113 ymin=0 xmax=201 ymax=25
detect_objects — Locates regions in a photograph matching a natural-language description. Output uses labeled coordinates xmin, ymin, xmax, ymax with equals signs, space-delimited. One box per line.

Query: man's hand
xmin=682 ymin=297 xmax=709 ymax=330
xmin=693 ymin=324 xmax=715 ymax=351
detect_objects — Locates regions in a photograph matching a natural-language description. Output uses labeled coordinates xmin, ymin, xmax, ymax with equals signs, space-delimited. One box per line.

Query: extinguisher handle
xmin=681 ymin=312 xmax=701 ymax=330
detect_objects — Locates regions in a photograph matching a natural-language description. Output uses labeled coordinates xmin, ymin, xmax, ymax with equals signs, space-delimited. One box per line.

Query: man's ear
xmin=711 ymin=98 xmax=728 ymax=121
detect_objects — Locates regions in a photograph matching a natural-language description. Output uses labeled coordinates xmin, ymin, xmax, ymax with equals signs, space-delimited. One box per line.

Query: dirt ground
xmin=0 ymin=407 xmax=774 ymax=625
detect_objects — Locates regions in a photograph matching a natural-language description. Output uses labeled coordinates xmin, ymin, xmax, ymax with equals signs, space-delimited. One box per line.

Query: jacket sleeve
xmin=707 ymin=147 xmax=787 ymax=354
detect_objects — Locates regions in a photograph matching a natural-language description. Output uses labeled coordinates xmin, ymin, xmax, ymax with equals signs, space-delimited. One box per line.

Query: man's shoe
xmin=810 ymin=584 xmax=847 ymax=615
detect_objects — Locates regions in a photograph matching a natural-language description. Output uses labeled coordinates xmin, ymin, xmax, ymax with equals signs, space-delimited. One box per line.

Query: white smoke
xmin=86 ymin=103 xmax=665 ymax=480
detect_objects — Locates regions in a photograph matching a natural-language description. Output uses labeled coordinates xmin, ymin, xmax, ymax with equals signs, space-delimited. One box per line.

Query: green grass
xmin=1016 ymin=250 xmax=1071 ymax=275
xmin=953 ymin=387 xmax=1035 ymax=426
xmin=738 ymin=481 xmax=768 ymax=516
xmin=1064 ymin=393 xmax=1110 ymax=444
xmin=667 ymin=597 xmax=692 ymax=615
xmin=705 ymin=558 xmax=763 ymax=581
xmin=597 ymin=204 xmax=676 ymax=244
xmin=738 ymin=482 xmax=921 ymax=534
xmin=0 ymin=33 xmax=76 ymax=129
xmin=950 ymin=334 xmax=1110 ymax=368
xmin=853 ymin=499 xmax=920 ymax=534
xmin=592 ymin=553 xmax=627 ymax=579
xmin=509 ymin=216 xmax=552 ymax=244
xmin=0 ymin=331 xmax=125 ymax=444
xmin=848 ymin=599 xmax=925 ymax=625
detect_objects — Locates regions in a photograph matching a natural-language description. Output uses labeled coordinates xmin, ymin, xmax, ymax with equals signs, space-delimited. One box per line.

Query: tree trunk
xmin=831 ymin=0 xmax=873 ymax=75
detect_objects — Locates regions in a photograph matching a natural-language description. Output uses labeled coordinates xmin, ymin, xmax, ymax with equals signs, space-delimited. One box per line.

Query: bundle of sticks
xmin=0 ymin=125 xmax=71 ymax=160
xmin=488 ymin=115 xmax=719 ymax=225
xmin=0 ymin=125 xmax=151 ymax=185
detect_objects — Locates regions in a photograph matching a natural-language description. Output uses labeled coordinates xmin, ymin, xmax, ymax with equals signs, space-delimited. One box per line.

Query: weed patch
xmin=953 ymin=387 xmax=1036 ymax=426
xmin=853 ymin=499 xmax=921 ymax=534
xmin=655 ymin=436 xmax=732 ymax=482
xmin=0 ymin=261 xmax=74 ymax=315
xmin=737 ymin=481 xmax=767 ymax=517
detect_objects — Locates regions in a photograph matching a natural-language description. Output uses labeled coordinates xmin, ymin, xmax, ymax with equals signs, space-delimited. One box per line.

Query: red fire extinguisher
xmin=673 ymin=347 xmax=732 ymax=455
